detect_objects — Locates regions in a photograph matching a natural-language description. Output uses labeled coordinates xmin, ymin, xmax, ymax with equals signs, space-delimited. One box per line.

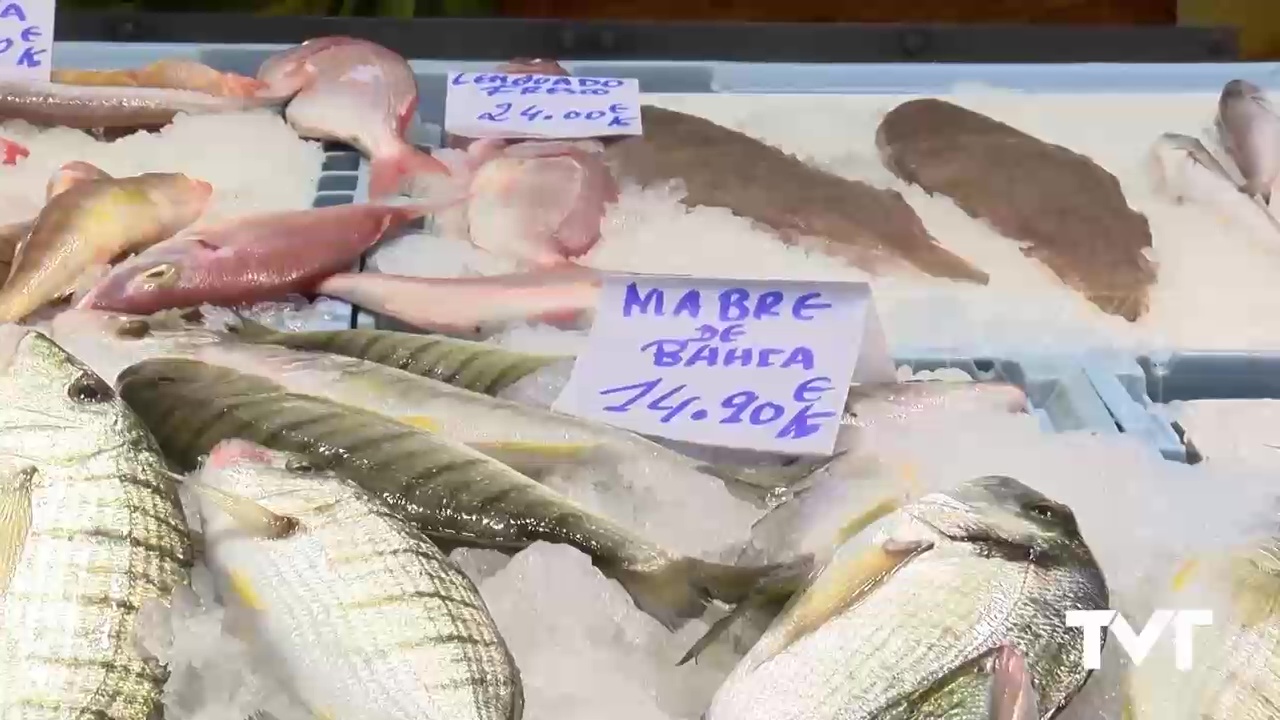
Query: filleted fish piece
xmin=706 ymin=475 xmax=1108 ymax=720
xmin=0 ymin=327 xmax=192 ymax=720
xmin=192 ymin=439 xmax=522 ymax=720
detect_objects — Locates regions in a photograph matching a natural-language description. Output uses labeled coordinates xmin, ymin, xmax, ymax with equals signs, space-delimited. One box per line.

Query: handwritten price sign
xmin=553 ymin=274 xmax=894 ymax=455
xmin=445 ymin=72 xmax=642 ymax=140
xmin=0 ymin=1 xmax=51 ymax=80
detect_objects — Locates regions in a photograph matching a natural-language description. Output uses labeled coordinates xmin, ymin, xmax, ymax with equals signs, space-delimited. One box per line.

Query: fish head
xmin=79 ymin=239 xmax=213 ymax=315
xmin=0 ymin=328 xmax=151 ymax=463
xmin=1223 ymin=79 xmax=1265 ymax=102
xmin=132 ymin=172 xmax=214 ymax=232
xmin=200 ymin=438 xmax=344 ymax=513
xmin=909 ymin=475 xmax=1090 ymax=561
xmin=50 ymin=307 xmax=223 ymax=384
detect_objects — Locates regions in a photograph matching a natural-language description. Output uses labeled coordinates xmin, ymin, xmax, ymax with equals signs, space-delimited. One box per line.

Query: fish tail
xmin=914 ymin=245 xmax=991 ymax=285
xmin=369 ymin=142 xmax=451 ymax=201
xmin=615 ymin=557 xmax=806 ymax=630
xmin=223 ymin=312 xmax=278 ymax=341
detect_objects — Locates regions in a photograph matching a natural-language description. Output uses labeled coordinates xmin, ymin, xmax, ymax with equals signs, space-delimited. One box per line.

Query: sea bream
xmin=192 ymin=439 xmax=522 ymax=720
xmin=116 ymin=357 xmax=780 ymax=629
xmin=0 ymin=327 xmax=192 ymax=719
xmin=0 ymin=160 xmax=114 ymax=284
xmin=706 ymin=475 xmax=1107 ymax=720
xmin=0 ymin=171 xmax=212 ymax=322
xmin=877 ymin=97 xmax=1156 ymax=321
xmin=257 ymin=37 xmax=449 ymax=199
xmin=1216 ymin=79 xmax=1280 ymax=206
xmin=77 ymin=203 xmax=422 ymax=315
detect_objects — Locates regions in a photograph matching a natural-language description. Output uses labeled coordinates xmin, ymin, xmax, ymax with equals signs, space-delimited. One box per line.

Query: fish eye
xmin=68 ymin=372 xmax=114 ymax=404
xmin=138 ymin=263 xmax=178 ymax=286
xmin=115 ymin=319 xmax=151 ymax=339
xmin=154 ymin=375 xmax=176 ymax=386
xmin=1027 ymin=501 xmax=1068 ymax=523
xmin=285 ymin=457 xmax=316 ymax=474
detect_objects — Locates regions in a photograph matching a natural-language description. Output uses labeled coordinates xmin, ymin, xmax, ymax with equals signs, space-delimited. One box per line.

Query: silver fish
xmin=0 ymin=327 xmax=192 ymax=719
xmin=116 ymin=357 xmax=776 ymax=629
xmin=1217 ymin=79 xmax=1280 ymax=205
xmin=707 ymin=475 xmax=1107 ymax=720
xmin=193 ymin=439 xmax=522 ymax=720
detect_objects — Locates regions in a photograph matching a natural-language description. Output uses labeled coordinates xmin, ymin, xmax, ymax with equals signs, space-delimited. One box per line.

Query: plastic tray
xmin=1080 ymin=352 xmax=1252 ymax=463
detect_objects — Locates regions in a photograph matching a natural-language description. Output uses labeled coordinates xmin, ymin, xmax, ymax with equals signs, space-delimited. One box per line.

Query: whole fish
xmin=0 ymin=172 xmax=212 ymax=322
xmin=52 ymin=59 xmax=266 ymax=98
xmin=316 ymin=265 xmax=601 ymax=337
xmin=257 ymin=37 xmax=448 ymax=199
xmin=193 ymin=438 xmax=522 ymax=720
xmin=0 ymin=327 xmax=192 ymax=719
xmin=1128 ymin=537 xmax=1280 ymax=719
xmin=1149 ymin=132 xmax=1280 ymax=235
xmin=117 ymin=357 xmax=777 ymax=629
xmin=445 ymin=139 xmax=619 ymax=265
xmin=707 ymin=475 xmax=1107 ymax=720
xmin=878 ymin=98 xmax=1156 ymax=321
xmin=224 ymin=317 xmax=564 ymax=396
xmin=78 ymin=203 xmax=421 ymax=315
xmin=1217 ymin=79 xmax=1280 ymax=206
xmin=0 ymin=161 xmax=113 ymax=284
xmin=0 ymin=80 xmax=286 ymax=129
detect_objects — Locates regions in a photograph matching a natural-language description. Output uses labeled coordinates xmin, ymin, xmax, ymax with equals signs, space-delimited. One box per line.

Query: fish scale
xmin=193 ymin=442 xmax=520 ymax=720
xmin=0 ymin=330 xmax=191 ymax=720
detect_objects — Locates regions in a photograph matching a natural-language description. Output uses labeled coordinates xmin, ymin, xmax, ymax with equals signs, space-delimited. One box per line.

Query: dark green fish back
xmin=230 ymin=320 xmax=558 ymax=397
xmin=117 ymin=358 xmax=661 ymax=568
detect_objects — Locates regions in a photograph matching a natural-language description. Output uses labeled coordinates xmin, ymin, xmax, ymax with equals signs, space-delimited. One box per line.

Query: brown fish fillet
xmin=605 ymin=105 xmax=988 ymax=284
xmin=876 ymin=98 xmax=1156 ymax=321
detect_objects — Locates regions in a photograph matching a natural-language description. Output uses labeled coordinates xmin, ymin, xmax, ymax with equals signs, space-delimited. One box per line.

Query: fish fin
xmin=0 ymin=465 xmax=36 ymax=595
xmin=612 ymin=556 xmax=806 ymax=632
xmin=990 ymin=644 xmax=1039 ymax=720
xmin=1264 ymin=189 xmax=1273 ymax=207
xmin=227 ymin=568 xmax=267 ymax=610
xmin=223 ymin=312 xmax=278 ymax=341
xmin=370 ymin=144 xmax=451 ymax=201
xmin=757 ymin=533 xmax=932 ymax=664
xmin=187 ymin=479 xmax=300 ymax=540
xmin=1169 ymin=556 xmax=1200 ymax=592
xmin=398 ymin=415 xmax=441 ymax=433
xmin=465 ymin=440 xmax=602 ymax=477
xmin=676 ymin=558 xmax=815 ymax=665
xmin=698 ymin=451 xmax=845 ymax=498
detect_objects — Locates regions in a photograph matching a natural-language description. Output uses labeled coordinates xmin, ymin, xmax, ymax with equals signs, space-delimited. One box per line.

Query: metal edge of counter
xmin=55 ymin=12 xmax=1239 ymax=64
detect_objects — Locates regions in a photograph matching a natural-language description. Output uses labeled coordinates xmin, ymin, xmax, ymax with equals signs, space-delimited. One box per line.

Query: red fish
xmin=316 ymin=265 xmax=601 ymax=337
xmin=257 ymin=37 xmax=448 ymax=199
xmin=78 ymin=204 xmax=422 ymax=315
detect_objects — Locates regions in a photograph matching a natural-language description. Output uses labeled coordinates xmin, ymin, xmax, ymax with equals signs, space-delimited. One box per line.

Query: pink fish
xmin=258 ymin=37 xmax=448 ymax=199
xmin=78 ymin=204 xmax=422 ymax=315
xmin=316 ymin=265 xmax=601 ymax=337
xmin=436 ymin=139 xmax=618 ymax=266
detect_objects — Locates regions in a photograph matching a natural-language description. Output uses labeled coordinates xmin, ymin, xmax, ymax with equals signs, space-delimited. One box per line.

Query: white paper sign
xmin=0 ymin=1 xmax=51 ymax=80
xmin=445 ymin=71 xmax=643 ymax=140
xmin=553 ymin=273 xmax=895 ymax=455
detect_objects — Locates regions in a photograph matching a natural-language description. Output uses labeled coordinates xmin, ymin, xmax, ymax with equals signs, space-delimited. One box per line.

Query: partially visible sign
xmin=444 ymin=72 xmax=643 ymax=140
xmin=553 ymin=273 xmax=894 ymax=455
xmin=0 ymin=1 xmax=51 ymax=80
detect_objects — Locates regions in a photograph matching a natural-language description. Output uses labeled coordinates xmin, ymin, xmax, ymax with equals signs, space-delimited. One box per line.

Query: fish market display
xmin=877 ymin=97 xmax=1157 ymax=321
xmin=79 ymin=204 xmax=421 ymax=315
xmin=0 ymin=171 xmax=213 ymax=322
xmin=193 ymin=439 xmax=523 ymax=720
xmin=606 ymin=105 xmax=990 ymax=284
xmin=709 ymin=475 xmax=1107 ymax=720
xmin=315 ymin=265 xmax=601 ymax=336
xmin=0 ymin=328 xmax=192 ymax=718
xmin=1216 ymin=79 xmax=1280 ymax=206
xmin=117 ymin=357 xmax=774 ymax=628
xmin=0 ymin=80 xmax=286 ymax=129
xmin=257 ymin=36 xmax=448 ymax=199
xmin=53 ymin=59 xmax=266 ymax=98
